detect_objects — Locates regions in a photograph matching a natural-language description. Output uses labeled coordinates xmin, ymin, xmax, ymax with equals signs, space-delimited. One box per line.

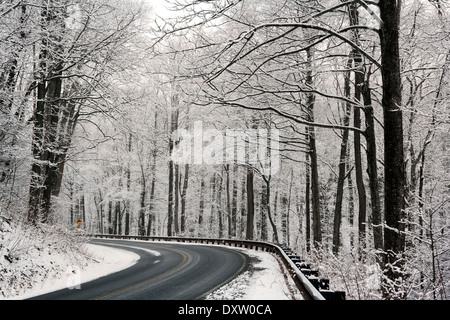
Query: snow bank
xmin=10 ymin=244 xmax=139 ymax=300
xmin=0 ymin=217 xmax=139 ymax=300
xmin=0 ymin=218 xmax=85 ymax=299
xmin=207 ymin=248 xmax=304 ymax=300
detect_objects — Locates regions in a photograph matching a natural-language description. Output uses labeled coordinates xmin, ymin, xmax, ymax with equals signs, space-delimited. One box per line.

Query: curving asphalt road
xmin=28 ymin=239 xmax=249 ymax=300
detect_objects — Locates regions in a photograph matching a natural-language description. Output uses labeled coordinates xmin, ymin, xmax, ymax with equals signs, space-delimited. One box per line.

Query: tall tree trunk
xmin=378 ymin=0 xmax=406 ymax=299
xmin=209 ymin=172 xmax=217 ymax=234
xmin=167 ymin=108 xmax=179 ymax=236
xmin=125 ymin=133 xmax=132 ymax=235
xmin=347 ymin=166 xmax=355 ymax=248
xmin=147 ymin=113 xmax=158 ymax=236
xmin=353 ymin=62 xmax=367 ymax=254
xmin=94 ymin=188 xmax=104 ymax=234
xmin=28 ymin=1 xmax=65 ymax=224
xmin=362 ymin=80 xmax=383 ymax=251
xmin=80 ymin=191 xmax=86 ymax=230
xmin=174 ymin=164 xmax=180 ymax=235
xmin=260 ymin=181 xmax=268 ymax=241
xmin=332 ymin=52 xmax=353 ymax=254
xmin=69 ymin=181 xmax=74 ymax=225
xmin=217 ymin=169 xmax=224 ymax=238
xmin=240 ymin=172 xmax=246 ymax=238
xmin=332 ymin=80 xmax=351 ymax=254
xmin=180 ymin=164 xmax=189 ymax=234
xmin=231 ymin=164 xmax=238 ymax=237
xmin=53 ymin=97 xmax=78 ymax=199
xmin=305 ymin=47 xmax=322 ymax=247
xmin=108 ymin=200 xmax=113 ymax=234
xmin=40 ymin=63 xmax=64 ymax=221
xmin=346 ymin=2 xmax=369 ymax=255
xmin=138 ymin=162 xmax=146 ymax=236
xmin=28 ymin=76 xmax=46 ymax=224
xmin=305 ymin=127 xmax=311 ymax=252
xmin=114 ymin=200 xmax=120 ymax=235
xmin=198 ymin=176 xmax=205 ymax=236
xmin=167 ymin=156 xmax=174 ymax=236
xmin=226 ymin=164 xmax=232 ymax=237
xmin=246 ymin=166 xmax=255 ymax=240
xmin=264 ymin=177 xmax=279 ymax=243
xmin=285 ymin=169 xmax=294 ymax=247
xmin=245 ymin=120 xmax=257 ymax=240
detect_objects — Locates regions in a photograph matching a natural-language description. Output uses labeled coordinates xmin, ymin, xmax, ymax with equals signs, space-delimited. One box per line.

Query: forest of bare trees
xmin=1 ymin=0 xmax=449 ymax=300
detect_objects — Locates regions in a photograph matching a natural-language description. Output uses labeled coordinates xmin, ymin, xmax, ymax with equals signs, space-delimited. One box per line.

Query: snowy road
xmin=28 ymin=239 xmax=249 ymax=300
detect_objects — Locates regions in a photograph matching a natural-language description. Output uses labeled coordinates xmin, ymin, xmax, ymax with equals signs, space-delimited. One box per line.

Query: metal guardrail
xmin=89 ymin=234 xmax=345 ymax=300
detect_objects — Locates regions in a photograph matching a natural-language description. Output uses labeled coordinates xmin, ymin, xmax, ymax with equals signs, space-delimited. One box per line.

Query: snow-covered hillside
xmin=0 ymin=216 xmax=94 ymax=299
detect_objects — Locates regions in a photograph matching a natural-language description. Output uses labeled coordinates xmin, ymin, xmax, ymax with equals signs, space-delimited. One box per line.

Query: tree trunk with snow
xmin=378 ymin=0 xmax=406 ymax=299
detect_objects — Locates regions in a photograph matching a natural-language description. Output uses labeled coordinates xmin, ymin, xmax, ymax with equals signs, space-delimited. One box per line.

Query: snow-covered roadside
xmin=206 ymin=248 xmax=304 ymax=300
xmin=8 ymin=244 xmax=140 ymax=300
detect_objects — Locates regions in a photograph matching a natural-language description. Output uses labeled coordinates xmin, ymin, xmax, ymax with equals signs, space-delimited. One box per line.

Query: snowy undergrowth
xmin=0 ymin=215 xmax=93 ymax=299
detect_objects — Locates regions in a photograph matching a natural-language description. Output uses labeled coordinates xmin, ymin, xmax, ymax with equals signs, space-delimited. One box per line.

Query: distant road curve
xmin=29 ymin=239 xmax=249 ymax=300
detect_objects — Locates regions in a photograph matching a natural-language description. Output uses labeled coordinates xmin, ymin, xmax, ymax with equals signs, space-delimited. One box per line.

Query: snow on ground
xmin=0 ymin=216 xmax=141 ymax=300
xmin=206 ymin=247 xmax=304 ymax=300
xmin=9 ymin=243 xmax=140 ymax=300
